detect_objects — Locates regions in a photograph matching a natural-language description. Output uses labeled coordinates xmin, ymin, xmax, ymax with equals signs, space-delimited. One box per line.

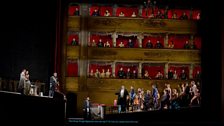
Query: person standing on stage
xmin=83 ymin=96 xmax=92 ymax=120
xmin=49 ymin=72 xmax=59 ymax=97
xmin=117 ymin=85 xmax=129 ymax=112
xmin=18 ymin=69 xmax=26 ymax=94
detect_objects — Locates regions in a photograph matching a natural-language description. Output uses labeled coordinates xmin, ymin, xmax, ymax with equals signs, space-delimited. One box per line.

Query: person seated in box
xmin=92 ymin=9 xmax=100 ymax=16
xmin=179 ymin=12 xmax=188 ymax=20
xmin=104 ymin=41 xmax=111 ymax=47
xmin=132 ymin=70 xmax=138 ymax=79
xmin=143 ymin=70 xmax=151 ymax=79
xmin=180 ymin=69 xmax=187 ymax=80
xmin=104 ymin=9 xmax=111 ymax=16
xmin=118 ymin=41 xmax=125 ymax=47
xmin=195 ymin=70 xmax=201 ymax=81
xmin=105 ymin=69 xmax=111 ymax=78
xmin=117 ymin=67 xmax=125 ymax=79
xmin=184 ymin=40 xmax=190 ymax=49
xmin=89 ymin=69 xmax=94 ymax=78
xmin=100 ymin=69 xmax=106 ymax=78
xmin=131 ymin=11 xmax=137 ymax=17
xmin=168 ymin=41 xmax=174 ymax=48
xmin=119 ymin=11 xmax=125 ymax=17
xmin=126 ymin=68 xmax=132 ymax=79
xmin=155 ymin=71 xmax=163 ymax=79
xmin=146 ymin=40 xmax=153 ymax=48
xmin=127 ymin=39 xmax=134 ymax=48
xmin=71 ymin=38 xmax=78 ymax=46
xmin=74 ymin=7 xmax=80 ymax=16
xmin=168 ymin=69 xmax=173 ymax=79
xmin=173 ymin=70 xmax=178 ymax=79
xmin=155 ymin=10 xmax=163 ymax=19
xmin=97 ymin=39 xmax=104 ymax=47
xmin=91 ymin=39 xmax=97 ymax=47
xmin=172 ymin=12 xmax=177 ymax=19
xmin=155 ymin=40 xmax=163 ymax=48
xmin=196 ymin=13 xmax=200 ymax=20
xmin=94 ymin=69 xmax=100 ymax=78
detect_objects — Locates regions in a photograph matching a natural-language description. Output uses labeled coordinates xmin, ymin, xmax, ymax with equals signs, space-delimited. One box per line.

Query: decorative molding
xmin=67 ymin=17 xmax=198 ymax=34
xmin=88 ymin=48 xmax=200 ymax=63
xmin=67 ymin=46 xmax=80 ymax=58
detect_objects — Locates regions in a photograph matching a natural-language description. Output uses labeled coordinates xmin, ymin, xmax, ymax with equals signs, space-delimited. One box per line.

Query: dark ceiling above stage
xmin=66 ymin=0 xmax=202 ymax=9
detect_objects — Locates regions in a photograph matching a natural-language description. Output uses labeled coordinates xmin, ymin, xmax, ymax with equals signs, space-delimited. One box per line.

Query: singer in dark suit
xmin=83 ymin=96 xmax=91 ymax=120
xmin=117 ymin=85 xmax=129 ymax=112
xmin=49 ymin=72 xmax=59 ymax=97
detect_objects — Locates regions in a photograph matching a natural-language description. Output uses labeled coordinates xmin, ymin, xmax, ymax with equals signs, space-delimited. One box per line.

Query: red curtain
xmin=116 ymin=7 xmax=138 ymax=17
xmin=89 ymin=34 xmax=112 ymax=47
xmin=143 ymin=65 xmax=164 ymax=79
xmin=89 ymin=64 xmax=112 ymax=73
xmin=116 ymin=36 xmax=138 ymax=48
xmin=168 ymin=35 xmax=190 ymax=49
xmin=194 ymin=36 xmax=201 ymax=49
xmin=68 ymin=5 xmax=80 ymax=16
xmin=193 ymin=66 xmax=201 ymax=78
xmin=192 ymin=10 xmax=201 ymax=20
xmin=115 ymin=63 xmax=138 ymax=77
xmin=68 ymin=34 xmax=79 ymax=45
xmin=142 ymin=36 xmax=164 ymax=48
xmin=168 ymin=66 xmax=189 ymax=79
xmin=67 ymin=60 xmax=78 ymax=77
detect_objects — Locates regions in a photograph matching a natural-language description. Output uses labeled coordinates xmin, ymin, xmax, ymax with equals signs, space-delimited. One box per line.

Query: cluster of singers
xmin=116 ymin=81 xmax=200 ymax=112
xmin=71 ymin=2 xmax=200 ymax=20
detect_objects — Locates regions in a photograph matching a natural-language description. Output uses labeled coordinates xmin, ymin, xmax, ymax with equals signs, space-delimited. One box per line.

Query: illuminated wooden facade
xmin=61 ymin=2 xmax=201 ymax=115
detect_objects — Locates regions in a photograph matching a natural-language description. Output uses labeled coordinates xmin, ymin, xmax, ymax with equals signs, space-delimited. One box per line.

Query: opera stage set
xmin=0 ymin=0 xmax=224 ymax=126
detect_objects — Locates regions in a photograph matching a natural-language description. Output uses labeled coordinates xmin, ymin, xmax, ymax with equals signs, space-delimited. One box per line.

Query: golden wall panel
xmin=65 ymin=77 xmax=79 ymax=92
xmin=88 ymin=48 xmax=200 ymax=63
xmin=67 ymin=46 xmax=80 ymax=58
xmin=83 ymin=17 xmax=197 ymax=34
xmin=67 ymin=16 xmax=80 ymax=31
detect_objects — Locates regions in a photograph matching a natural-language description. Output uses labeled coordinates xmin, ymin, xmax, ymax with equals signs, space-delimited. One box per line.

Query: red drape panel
xmin=168 ymin=66 xmax=189 ymax=78
xmin=90 ymin=34 xmax=112 ymax=47
xmin=143 ymin=65 xmax=164 ymax=79
xmin=116 ymin=7 xmax=138 ymax=17
xmin=99 ymin=6 xmax=113 ymax=16
xmin=115 ymin=63 xmax=138 ymax=76
xmin=89 ymin=64 xmax=112 ymax=73
xmin=68 ymin=5 xmax=80 ymax=16
xmin=90 ymin=6 xmax=100 ymax=16
xmin=192 ymin=10 xmax=201 ymax=20
xmin=142 ymin=36 xmax=164 ymax=48
xmin=68 ymin=34 xmax=79 ymax=45
xmin=194 ymin=36 xmax=201 ymax=49
xmin=67 ymin=60 xmax=78 ymax=77
xmin=116 ymin=36 xmax=138 ymax=48
xmin=193 ymin=66 xmax=201 ymax=78
xmin=168 ymin=35 xmax=190 ymax=49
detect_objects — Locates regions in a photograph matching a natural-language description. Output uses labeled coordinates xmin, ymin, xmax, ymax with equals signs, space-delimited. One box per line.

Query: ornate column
xmin=164 ymin=63 xmax=169 ymax=79
xmin=138 ymin=5 xmax=143 ymax=17
xmin=112 ymin=61 xmax=116 ymax=77
xmin=137 ymin=33 xmax=144 ymax=48
xmin=138 ymin=62 xmax=142 ymax=78
xmin=113 ymin=4 xmax=117 ymax=16
xmin=189 ymin=64 xmax=194 ymax=79
xmin=164 ymin=33 xmax=169 ymax=48
xmin=112 ymin=32 xmax=118 ymax=47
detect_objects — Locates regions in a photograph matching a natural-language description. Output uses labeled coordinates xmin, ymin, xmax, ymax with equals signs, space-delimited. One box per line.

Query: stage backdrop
xmin=0 ymin=0 xmax=57 ymax=84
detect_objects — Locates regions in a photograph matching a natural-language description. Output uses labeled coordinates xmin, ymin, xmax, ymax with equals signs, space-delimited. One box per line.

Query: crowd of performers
xmin=116 ymin=80 xmax=200 ymax=112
